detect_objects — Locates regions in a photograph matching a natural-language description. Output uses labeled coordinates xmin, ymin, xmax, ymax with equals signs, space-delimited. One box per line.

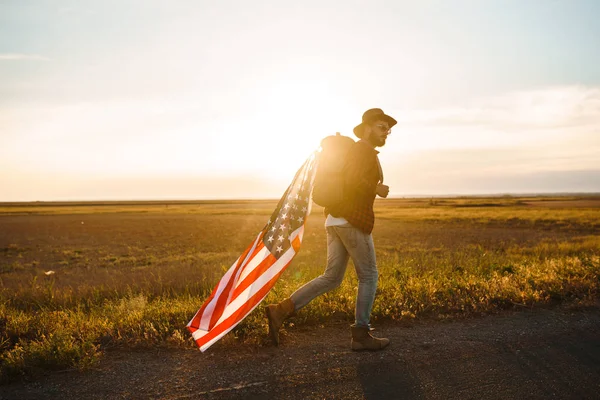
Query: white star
xmin=267 ymin=236 xmax=274 ymax=242
xmin=279 ymin=224 xmax=286 ymax=231
xmin=292 ymin=204 xmax=297 ymax=210
xmin=276 ymin=246 xmax=283 ymax=253
xmin=277 ymin=235 xmax=284 ymax=242
xmin=302 ymin=207 xmax=307 ymax=212
xmin=295 ymin=193 xmax=299 ymax=199
xmin=271 ymin=225 xmax=277 ymax=232
xmin=267 ymin=219 xmax=272 ymax=224
xmin=281 ymin=212 xmax=288 ymax=219
xmin=297 ymin=216 xmax=304 ymax=223
xmin=284 ymin=203 xmax=290 ymax=210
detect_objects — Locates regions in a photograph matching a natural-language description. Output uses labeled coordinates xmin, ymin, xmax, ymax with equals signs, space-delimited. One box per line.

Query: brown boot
xmin=265 ymin=298 xmax=295 ymax=345
xmin=350 ymin=325 xmax=389 ymax=351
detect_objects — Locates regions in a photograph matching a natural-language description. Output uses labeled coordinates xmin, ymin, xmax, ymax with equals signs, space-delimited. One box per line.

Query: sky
xmin=1 ymin=0 xmax=599 ymax=201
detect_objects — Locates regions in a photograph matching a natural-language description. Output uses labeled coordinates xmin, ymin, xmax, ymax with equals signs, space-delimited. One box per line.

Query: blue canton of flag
xmin=263 ymin=154 xmax=316 ymax=258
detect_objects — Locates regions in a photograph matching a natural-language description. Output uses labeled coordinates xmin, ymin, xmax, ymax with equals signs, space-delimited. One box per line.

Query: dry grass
xmin=1 ymin=196 xmax=599 ymax=382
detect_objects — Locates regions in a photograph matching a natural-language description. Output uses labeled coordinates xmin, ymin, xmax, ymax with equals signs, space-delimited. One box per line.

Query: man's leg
xmin=290 ymin=226 xmax=350 ymax=309
xmin=266 ymin=226 xmax=349 ymax=345
xmin=332 ymin=224 xmax=377 ymax=326
xmin=351 ymin=231 xmax=378 ymax=328
xmin=334 ymin=223 xmax=388 ymax=350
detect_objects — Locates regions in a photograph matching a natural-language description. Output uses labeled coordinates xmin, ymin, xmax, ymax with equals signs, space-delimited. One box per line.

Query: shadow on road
xmin=358 ymin=359 xmax=423 ymax=399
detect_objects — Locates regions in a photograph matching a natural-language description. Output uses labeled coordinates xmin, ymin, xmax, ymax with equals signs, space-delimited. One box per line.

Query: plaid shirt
xmin=325 ymin=140 xmax=382 ymax=234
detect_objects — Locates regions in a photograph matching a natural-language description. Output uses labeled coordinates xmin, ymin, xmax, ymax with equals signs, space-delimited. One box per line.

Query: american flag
xmin=187 ymin=153 xmax=318 ymax=351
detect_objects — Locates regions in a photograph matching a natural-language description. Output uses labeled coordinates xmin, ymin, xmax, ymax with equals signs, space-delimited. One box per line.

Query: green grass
xmin=1 ymin=197 xmax=599 ymax=382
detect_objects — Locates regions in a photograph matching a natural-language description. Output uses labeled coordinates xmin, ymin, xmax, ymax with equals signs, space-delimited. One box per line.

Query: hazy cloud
xmin=404 ymin=86 xmax=599 ymax=128
xmin=0 ymin=53 xmax=49 ymax=61
xmin=388 ymin=167 xmax=600 ymax=196
xmin=377 ymin=86 xmax=600 ymax=195
xmin=384 ymin=85 xmax=600 ymax=154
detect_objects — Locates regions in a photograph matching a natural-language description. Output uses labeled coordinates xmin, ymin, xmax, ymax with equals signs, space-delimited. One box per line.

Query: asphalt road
xmin=3 ymin=306 xmax=600 ymax=399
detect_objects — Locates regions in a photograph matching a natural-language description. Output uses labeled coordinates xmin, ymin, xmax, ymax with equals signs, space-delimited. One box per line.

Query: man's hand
xmin=376 ymin=184 xmax=389 ymax=198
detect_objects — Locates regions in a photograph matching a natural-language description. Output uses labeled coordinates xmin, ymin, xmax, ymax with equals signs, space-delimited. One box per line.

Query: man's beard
xmin=367 ymin=134 xmax=387 ymax=147
xmin=374 ymin=136 xmax=386 ymax=147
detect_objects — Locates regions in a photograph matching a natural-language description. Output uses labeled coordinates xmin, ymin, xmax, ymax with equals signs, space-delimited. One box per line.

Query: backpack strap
xmin=376 ymin=155 xmax=383 ymax=184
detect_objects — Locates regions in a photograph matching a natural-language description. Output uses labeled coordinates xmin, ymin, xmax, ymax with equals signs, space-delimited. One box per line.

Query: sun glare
xmin=214 ymin=79 xmax=355 ymax=181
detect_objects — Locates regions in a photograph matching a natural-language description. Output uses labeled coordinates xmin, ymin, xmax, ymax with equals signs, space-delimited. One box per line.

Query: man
xmin=266 ymin=108 xmax=396 ymax=351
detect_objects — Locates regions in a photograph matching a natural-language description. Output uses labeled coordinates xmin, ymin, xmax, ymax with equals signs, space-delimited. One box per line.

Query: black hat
xmin=353 ymin=108 xmax=397 ymax=139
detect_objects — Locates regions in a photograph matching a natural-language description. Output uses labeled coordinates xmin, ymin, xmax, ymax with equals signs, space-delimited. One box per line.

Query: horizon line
xmin=2 ymin=192 xmax=600 ymax=205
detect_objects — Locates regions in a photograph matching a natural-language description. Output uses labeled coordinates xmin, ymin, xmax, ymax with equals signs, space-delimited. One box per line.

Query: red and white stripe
xmin=187 ymin=225 xmax=305 ymax=352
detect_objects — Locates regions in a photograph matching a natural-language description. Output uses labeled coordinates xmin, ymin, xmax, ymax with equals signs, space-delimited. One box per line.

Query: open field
xmin=1 ymin=196 xmax=599 ymax=382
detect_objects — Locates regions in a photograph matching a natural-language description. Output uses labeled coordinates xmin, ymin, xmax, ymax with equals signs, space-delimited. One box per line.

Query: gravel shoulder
xmin=2 ymin=305 xmax=600 ymax=400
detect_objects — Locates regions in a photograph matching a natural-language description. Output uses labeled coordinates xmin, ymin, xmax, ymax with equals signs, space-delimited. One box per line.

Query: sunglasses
xmin=374 ymin=124 xmax=391 ymax=133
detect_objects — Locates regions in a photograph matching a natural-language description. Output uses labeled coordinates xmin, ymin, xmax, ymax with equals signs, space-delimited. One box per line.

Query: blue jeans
xmin=290 ymin=223 xmax=378 ymax=327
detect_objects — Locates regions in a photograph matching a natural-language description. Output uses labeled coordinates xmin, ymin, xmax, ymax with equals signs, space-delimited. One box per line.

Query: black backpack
xmin=312 ymin=133 xmax=355 ymax=208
